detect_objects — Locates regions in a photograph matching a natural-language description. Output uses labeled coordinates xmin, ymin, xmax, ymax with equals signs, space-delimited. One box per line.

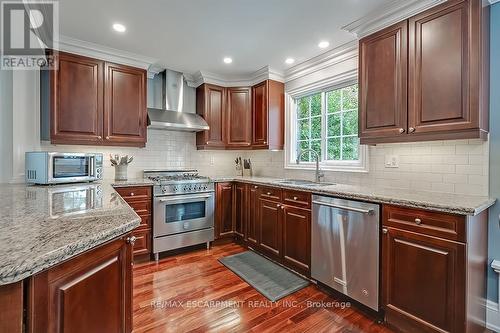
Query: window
xmin=287 ymin=83 xmax=368 ymax=172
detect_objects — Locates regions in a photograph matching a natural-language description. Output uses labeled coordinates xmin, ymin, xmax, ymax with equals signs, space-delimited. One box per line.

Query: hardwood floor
xmin=133 ymin=243 xmax=393 ymax=333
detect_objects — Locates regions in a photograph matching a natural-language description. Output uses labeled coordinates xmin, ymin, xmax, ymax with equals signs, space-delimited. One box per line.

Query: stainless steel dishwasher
xmin=311 ymin=195 xmax=380 ymax=311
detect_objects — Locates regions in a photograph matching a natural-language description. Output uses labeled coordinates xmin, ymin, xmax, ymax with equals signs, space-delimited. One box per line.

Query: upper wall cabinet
xmin=359 ymin=0 xmax=489 ymax=145
xmin=43 ymin=51 xmax=147 ymax=147
xmin=196 ymin=80 xmax=284 ymax=150
xmin=252 ymin=80 xmax=285 ymax=150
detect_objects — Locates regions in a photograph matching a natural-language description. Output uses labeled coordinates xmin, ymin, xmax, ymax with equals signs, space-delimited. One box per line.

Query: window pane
xmin=342 ymin=85 xmax=358 ymax=110
xmin=298 ymin=119 xmax=310 ymax=140
xmin=311 ymin=140 xmax=321 ymax=158
xmin=327 ymin=138 xmax=341 ymax=160
xmin=298 ymin=141 xmax=310 ymax=162
xmin=327 ymin=113 xmax=341 ymax=137
xmin=342 ymin=110 xmax=358 ymax=136
xmin=342 ymin=137 xmax=359 ymax=160
xmin=311 ymin=117 xmax=321 ymax=139
xmin=297 ymin=96 xmax=310 ymax=119
xmin=327 ymin=90 xmax=341 ymax=113
xmin=311 ymin=93 xmax=321 ymax=116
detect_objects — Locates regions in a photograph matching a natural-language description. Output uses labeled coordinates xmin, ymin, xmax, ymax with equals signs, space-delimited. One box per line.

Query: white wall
xmin=0 ymin=70 xmax=13 ymax=183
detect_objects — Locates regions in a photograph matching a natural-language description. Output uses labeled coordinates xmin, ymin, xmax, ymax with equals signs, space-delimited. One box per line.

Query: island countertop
xmin=210 ymin=176 xmax=495 ymax=216
xmin=0 ymin=182 xmax=140 ymax=285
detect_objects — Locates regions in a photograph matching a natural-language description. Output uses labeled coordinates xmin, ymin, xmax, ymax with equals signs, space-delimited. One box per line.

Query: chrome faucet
xmin=296 ymin=149 xmax=325 ymax=183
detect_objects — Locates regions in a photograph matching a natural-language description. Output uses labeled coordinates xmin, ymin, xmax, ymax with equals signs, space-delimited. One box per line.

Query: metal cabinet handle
xmin=312 ymin=200 xmax=374 ymax=215
xmin=415 ymin=218 xmax=422 ymax=225
xmin=130 ymin=192 xmax=135 ymax=196
xmin=408 ymin=127 xmax=416 ymax=133
xmin=382 ymin=228 xmax=388 ymax=234
xmin=126 ymin=236 xmax=137 ymax=245
xmin=398 ymin=128 xmax=405 ymax=134
xmin=267 ymin=192 xmax=271 ymax=195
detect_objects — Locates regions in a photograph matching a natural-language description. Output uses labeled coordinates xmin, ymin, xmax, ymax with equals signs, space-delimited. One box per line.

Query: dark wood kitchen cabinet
xmin=252 ymin=80 xmax=285 ymax=150
xmin=104 ymin=62 xmax=147 ymax=146
xmin=281 ymin=204 xmax=311 ymax=276
xmin=226 ymin=87 xmax=252 ymax=148
xmin=28 ymin=235 xmax=133 ymax=333
xmin=233 ymin=182 xmax=246 ymax=237
xmin=215 ymin=182 xmax=234 ymax=239
xmin=359 ymin=0 xmax=489 ymax=144
xmin=196 ymin=80 xmax=284 ymax=150
xmin=246 ymin=184 xmax=260 ymax=246
xmin=45 ymin=51 xmax=147 ymax=147
xmin=114 ymin=186 xmax=152 ymax=261
xmin=196 ymin=84 xmax=226 ymax=149
xmin=359 ymin=21 xmax=408 ymax=141
xmin=382 ymin=205 xmax=488 ymax=333
xmin=258 ymin=197 xmax=282 ymax=260
xmin=49 ymin=51 xmax=104 ymax=145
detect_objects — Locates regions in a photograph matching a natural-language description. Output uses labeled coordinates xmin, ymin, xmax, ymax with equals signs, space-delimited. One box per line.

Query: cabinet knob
xmin=293 ymin=196 xmax=298 ymax=200
xmin=130 ymin=192 xmax=135 ymax=196
xmin=106 ymin=136 xmax=110 ymax=140
xmin=126 ymin=236 xmax=137 ymax=245
xmin=97 ymin=136 xmax=102 ymax=139
xmin=267 ymin=192 xmax=271 ymax=195
xmin=276 ymin=204 xmax=281 ymax=208
xmin=398 ymin=128 xmax=405 ymax=134
xmin=409 ymin=127 xmax=416 ymax=133
xmin=415 ymin=218 xmax=422 ymax=225
xmin=254 ymin=185 xmax=258 ymax=189
xmin=382 ymin=228 xmax=388 ymax=234
xmin=264 ymin=141 xmax=267 ymax=144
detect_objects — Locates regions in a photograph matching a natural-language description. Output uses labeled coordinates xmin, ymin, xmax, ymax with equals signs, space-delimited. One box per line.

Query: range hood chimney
xmin=147 ymin=69 xmax=209 ymax=132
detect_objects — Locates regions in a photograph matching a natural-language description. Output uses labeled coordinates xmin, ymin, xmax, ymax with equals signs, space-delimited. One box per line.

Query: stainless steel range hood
xmin=147 ymin=69 xmax=209 ymax=132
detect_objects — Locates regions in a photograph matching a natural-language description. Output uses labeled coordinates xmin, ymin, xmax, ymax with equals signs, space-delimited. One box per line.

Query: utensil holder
xmin=115 ymin=165 xmax=128 ymax=181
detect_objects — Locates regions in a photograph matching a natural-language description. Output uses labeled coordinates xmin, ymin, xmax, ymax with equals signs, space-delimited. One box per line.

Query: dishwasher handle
xmin=312 ymin=200 xmax=374 ymax=215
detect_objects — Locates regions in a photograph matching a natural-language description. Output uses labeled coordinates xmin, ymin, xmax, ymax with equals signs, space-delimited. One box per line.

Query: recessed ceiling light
xmin=285 ymin=58 xmax=295 ymax=65
xmin=223 ymin=57 xmax=233 ymax=64
xmin=112 ymin=23 xmax=126 ymax=33
xmin=318 ymin=41 xmax=330 ymax=49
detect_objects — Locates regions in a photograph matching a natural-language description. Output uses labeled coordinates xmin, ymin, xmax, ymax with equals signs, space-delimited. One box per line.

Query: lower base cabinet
xmin=27 ymin=235 xmax=133 ymax=333
xmin=382 ymin=205 xmax=488 ymax=333
xmin=216 ymin=182 xmax=311 ymax=276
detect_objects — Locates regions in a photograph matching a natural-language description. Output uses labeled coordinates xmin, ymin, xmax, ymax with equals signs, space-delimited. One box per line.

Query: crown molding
xmin=188 ymin=66 xmax=284 ymax=88
xmin=58 ymin=35 xmax=157 ymax=70
xmin=284 ymin=41 xmax=358 ymax=83
xmin=287 ymin=68 xmax=358 ymax=98
xmin=342 ymin=0 xmax=447 ymax=39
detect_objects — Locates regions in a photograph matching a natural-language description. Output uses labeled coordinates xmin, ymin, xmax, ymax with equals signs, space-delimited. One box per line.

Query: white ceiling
xmin=59 ymin=0 xmax=394 ymax=76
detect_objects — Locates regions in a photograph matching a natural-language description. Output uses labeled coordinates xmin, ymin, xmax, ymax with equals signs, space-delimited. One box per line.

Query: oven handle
xmin=158 ymin=194 xmax=212 ymax=203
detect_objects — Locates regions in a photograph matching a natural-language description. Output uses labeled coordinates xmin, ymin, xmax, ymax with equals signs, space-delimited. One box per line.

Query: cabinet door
xmin=383 ymin=227 xmax=465 ymax=333
xmin=252 ymin=81 xmax=268 ymax=147
xmin=258 ymin=198 xmax=281 ymax=259
xmin=408 ymin=0 xmax=475 ymax=135
xmin=226 ymin=87 xmax=252 ymax=148
xmin=282 ymin=205 xmax=311 ymax=275
xmin=28 ymin=236 xmax=133 ymax=333
xmin=215 ymin=183 xmax=234 ymax=238
xmin=197 ymin=84 xmax=226 ymax=148
xmin=359 ymin=21 xmax=408 ymax=142
xmin=233 ymin=183 xmax=246 ymax=237
xmin=246 ymin=185 xmax=260 ymax=245
xmin=50 ymin=52 xmax=104 ymax=144
xmin=104 ymin=62 xmax=147 ymax=147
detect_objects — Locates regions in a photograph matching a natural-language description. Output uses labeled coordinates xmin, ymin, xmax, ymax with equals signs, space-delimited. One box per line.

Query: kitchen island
xmin=0 ymin=182 xmax=140 ymax=333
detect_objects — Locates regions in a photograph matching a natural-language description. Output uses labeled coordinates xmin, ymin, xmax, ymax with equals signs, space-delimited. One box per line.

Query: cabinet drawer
xmin=259 ymin=186 xmax=282 ymax=201
xmin=128 ymin=200 xmax=151 ymax=215
xmin=132 ymin=228 xmax=151 ymax=257
xmin=283 ymin=189 xmax=311 ymax=209
xmin=383 ymin=205 xmax=465 ymax=242
xmin=137 ymin=214 xmax=151 ymax=230
xmin=115 ymin=186 xmax=152 ymax=201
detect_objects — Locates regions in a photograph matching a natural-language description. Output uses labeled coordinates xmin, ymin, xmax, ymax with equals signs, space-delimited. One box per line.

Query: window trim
xmin=284 ymin=75 xmax=369 ymax=173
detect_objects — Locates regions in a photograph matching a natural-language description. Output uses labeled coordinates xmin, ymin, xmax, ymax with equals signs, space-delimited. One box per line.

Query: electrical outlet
xmin=385 ymin=155 xmax=399 ymax=168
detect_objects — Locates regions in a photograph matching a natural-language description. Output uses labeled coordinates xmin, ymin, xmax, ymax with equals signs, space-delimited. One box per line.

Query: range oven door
xmin=154 ymin=192 xmax=214 ymax=237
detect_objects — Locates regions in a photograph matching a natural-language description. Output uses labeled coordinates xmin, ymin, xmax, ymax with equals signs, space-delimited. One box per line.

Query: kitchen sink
xmin=274 ymin=179 xmax=335 ymax=187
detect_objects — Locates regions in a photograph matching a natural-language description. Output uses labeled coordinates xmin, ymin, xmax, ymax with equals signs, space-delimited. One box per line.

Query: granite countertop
xmin=0 ymin=182 xmax=140 ymax=285
xmin=210 ymin=176 xmax=495 ymax=216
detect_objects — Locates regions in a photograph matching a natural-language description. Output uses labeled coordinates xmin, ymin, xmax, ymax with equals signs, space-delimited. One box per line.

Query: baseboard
xmin=487 ymin=300 xmax=500 ymax=332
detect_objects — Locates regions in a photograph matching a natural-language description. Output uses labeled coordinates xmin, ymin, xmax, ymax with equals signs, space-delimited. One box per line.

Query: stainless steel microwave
xmin=25 ymin=152 xmax=103 ymax=184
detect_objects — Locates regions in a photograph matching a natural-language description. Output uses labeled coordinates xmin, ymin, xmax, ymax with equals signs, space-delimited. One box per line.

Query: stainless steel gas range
xmin=144 ymin=170 xmax=215 ymax=261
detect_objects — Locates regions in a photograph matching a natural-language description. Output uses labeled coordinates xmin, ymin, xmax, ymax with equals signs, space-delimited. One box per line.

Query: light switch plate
xmin=385 ymin=155 xmax=399 ymax=168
